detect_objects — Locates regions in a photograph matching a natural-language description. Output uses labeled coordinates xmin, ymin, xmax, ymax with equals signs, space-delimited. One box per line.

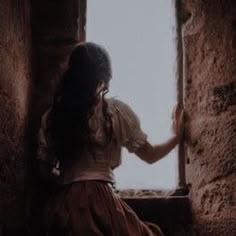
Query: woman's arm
xmin=135 ymin=136 xmax=178 ymax=164
xmin=136 ymin=105 xmax=184 ymax=164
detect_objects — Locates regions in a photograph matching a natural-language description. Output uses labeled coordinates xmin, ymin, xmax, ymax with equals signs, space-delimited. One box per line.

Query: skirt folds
xmin=43 ymin=181 xmax=164 ymax=236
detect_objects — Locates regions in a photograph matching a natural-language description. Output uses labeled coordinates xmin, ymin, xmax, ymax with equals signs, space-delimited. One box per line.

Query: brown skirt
xmin=43 ymin=181 xmax=164 ymax=236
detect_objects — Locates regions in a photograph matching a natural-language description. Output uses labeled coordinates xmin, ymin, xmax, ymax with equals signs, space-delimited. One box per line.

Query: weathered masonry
xmin=0 ymin=0 xmax=235 ymax=235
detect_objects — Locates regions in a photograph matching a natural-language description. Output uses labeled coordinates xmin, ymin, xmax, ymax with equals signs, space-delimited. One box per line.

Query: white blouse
xmin=36 ymin=98 xmax=147 ymax=185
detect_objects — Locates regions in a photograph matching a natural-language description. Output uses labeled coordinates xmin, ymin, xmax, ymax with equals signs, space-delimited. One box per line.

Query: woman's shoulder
xmin=105 ymin=97 xmax=147 ymax=151
xmin=106 ymin=97 xmax=141 ymax=128
xmin=106 ymin=97 xmax=137 ymax=117
xmin=106 ymin=97 xmax=125 ymax=107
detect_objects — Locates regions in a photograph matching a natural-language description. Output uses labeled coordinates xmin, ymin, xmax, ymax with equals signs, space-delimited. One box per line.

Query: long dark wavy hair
xmin=49 ymin=42 xmax=112 ymax=163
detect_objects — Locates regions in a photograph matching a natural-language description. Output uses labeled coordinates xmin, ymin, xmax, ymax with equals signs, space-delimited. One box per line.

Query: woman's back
xmin=37 ymin=98 xmax=147 ymax=186
xmin=35 ymin=42 xmax=183 ymax=235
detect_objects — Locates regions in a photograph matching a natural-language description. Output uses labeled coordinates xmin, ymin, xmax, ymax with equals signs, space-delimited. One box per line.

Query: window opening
xmin=86 ymin=0 xmax=185 ymax=191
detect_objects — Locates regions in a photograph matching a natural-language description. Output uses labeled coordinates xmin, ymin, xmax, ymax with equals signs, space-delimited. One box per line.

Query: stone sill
xmin=120 ymin=193 xmax=193 ymax=236
xmin=116 ymin=189 xmax=187 ymax=198
xmin=116 ymin=189 xmax=171 ymax=197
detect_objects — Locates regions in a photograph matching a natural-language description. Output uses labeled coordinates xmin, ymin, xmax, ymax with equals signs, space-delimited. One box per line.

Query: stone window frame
xmin=175 ymin=0 xmax=188 ymax=195
xmin=79 ymin=0 xmax=188 ymax=196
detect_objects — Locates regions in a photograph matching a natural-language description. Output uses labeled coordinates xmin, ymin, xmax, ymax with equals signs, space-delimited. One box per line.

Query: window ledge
xmin=122 ymin=194 xmax=193 ymax=236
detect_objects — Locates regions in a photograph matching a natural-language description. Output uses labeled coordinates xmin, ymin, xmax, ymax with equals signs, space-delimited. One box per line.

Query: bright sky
xmin=87 ymin=0 xmax=178 ymax=189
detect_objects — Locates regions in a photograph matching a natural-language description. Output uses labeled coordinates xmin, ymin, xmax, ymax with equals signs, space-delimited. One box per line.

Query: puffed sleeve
xmin=109 ymin=98 xmax=147 ymax=153
xmin=36 ymin=110 xmax=60 ymax=178
xmin=36 ymin=110 xmax=51 ymax=161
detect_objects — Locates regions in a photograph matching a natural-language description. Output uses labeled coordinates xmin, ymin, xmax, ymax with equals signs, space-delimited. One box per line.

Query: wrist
xmin=172 ymin=134 xmax=179 ymax=145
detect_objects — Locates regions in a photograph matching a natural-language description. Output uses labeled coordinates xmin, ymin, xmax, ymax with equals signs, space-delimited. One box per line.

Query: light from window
xmin=87 ymin=0 xmax=178 ymax=190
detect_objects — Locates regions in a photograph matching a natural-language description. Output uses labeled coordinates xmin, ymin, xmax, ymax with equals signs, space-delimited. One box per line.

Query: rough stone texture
xmin=1 ymin=0 xmax=236 ymax=235
xmin=0 ymin=0 xmax=32 ymax=233
xmin=31 ymin=0 xmax=85 ymax=114
xmin=182 ymin=0 xmax=236 ymax=235
xmin=27 ymin=1 xmax=86 ymax=235
xmin=0 ymin=1 xmax=85 ymax=234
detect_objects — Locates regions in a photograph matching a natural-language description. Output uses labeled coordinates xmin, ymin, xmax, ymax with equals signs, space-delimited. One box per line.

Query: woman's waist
xmin=62 ymin=166 xmax=115 ymax=185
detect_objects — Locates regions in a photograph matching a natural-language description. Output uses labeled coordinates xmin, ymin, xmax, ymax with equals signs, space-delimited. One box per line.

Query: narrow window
xmin=86 ymin=0 xmax=184 ymax=191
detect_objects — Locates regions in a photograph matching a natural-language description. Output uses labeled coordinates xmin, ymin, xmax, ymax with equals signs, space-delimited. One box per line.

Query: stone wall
xmin=183 ymin=0 xmax=236 ymax=235
xmin=27 ymin=1 xmax=86 ymax=235
xmin=1 ymin=0 xmax=235 ymax=235
xmin=30 ymin=0 xmax=85 ymax=115
xmin=0 ymin=0 xmax=32 ymax=233
xmin=0 ymin=0 xmax=86 ymax=234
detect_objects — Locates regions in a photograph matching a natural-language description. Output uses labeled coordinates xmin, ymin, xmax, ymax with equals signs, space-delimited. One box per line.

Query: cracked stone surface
xmin=182 ymin=0 xmax=236 ymax=235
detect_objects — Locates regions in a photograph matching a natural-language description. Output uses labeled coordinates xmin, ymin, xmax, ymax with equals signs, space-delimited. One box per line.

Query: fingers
xmin=172 ymin=105 xmax=178 ymax=119
xmin=176 ymin=104 xmax=183 ymax=117
xmin=172 ymin=103 xmax=184 ymax=121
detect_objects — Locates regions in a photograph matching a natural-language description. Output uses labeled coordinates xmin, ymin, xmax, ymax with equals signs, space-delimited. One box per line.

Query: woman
xmin=36 ymin=42 xmax=184 ymax=236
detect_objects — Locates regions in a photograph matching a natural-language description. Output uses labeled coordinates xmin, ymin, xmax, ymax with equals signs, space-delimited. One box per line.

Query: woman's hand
xmin=135 ymin=104 xmax=185 ymax=164
xmin=172 ymin=104 xmax=184 ymax=143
